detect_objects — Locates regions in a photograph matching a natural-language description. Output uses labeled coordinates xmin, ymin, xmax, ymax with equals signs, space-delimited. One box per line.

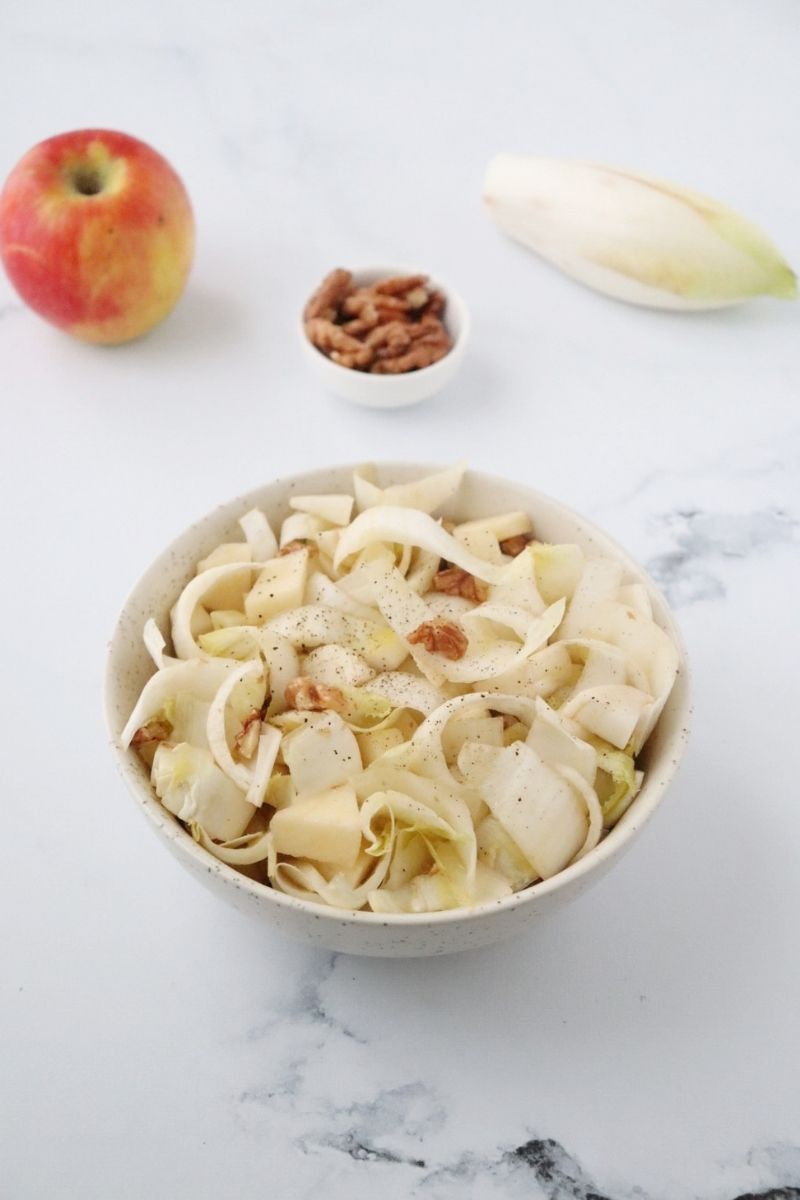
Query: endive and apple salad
xmin=123 ymin=464 xmax=679 ymax=914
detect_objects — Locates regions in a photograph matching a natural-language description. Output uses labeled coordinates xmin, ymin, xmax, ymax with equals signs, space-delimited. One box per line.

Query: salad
xmin=123 ymin=464 xmax=679 ymax=914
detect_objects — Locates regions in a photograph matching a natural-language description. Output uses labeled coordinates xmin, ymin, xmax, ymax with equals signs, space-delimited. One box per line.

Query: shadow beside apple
xmin=133 ymin=288 xmax=248 ymax=359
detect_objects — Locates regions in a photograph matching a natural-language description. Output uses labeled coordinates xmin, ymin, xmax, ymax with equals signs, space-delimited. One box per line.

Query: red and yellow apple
xmin=0 ymin=129 xmax=194 ymax=344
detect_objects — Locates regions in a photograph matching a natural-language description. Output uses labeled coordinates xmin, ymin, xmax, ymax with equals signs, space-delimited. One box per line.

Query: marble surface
xmin=1 ymin=1 xmax=799 ymax=1196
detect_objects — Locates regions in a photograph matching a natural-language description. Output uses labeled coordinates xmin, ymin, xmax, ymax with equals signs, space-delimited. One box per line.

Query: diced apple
xmin=269 ymin=784 xmax=362 ymax=868
xmin=197 ymin=543 xmax=253 ymax=611
xmin=531 ymin=543 xmax=584 ymax=604
xmin=454 ymin=511 xmax=533 ymax=543
xmin=245 ymin=548 xmax=309 ymax=624
xmin=348 ymin=621 xmax=409 ymax=672
xmin=289 ymin=493 xmax=354 ymax=526
xmin=453 ymin=524 xmax=504 ymax=564
xmin=266 ymin=772 xmax=295 ymax=810
xmin=356 ymin=726 xmax=406 ymax=765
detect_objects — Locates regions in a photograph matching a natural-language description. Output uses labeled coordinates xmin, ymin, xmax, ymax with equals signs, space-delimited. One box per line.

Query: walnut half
xmin=500 ymin=534 xmax=533 ymax=557
xmin=407 ymin=618 xmax=468 ymax=660
xmin=285 ymin=677 xmax=346 ymax=713
xmin=234 ymin=709 xmax=263 ymax=760
xmin=131 ymin=719 xmax=171 ymax=747
xmin=433 ymin=566 xmax=488 ymax=602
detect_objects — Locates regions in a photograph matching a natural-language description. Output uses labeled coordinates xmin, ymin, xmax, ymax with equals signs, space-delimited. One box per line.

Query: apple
xmin=0 ymin=129 xmax=194 ymax=344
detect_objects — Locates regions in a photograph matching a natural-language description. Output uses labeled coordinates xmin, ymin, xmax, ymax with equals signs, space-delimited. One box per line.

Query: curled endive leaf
xmin=483 ymin=154 xmax=796 ymax=309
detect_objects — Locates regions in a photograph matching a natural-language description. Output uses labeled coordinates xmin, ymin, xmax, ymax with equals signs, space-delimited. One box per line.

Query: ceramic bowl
xmin=104 ymin=463 xmax=692 ymax=957
xmin=298 ymin=266 xmax=469 ymax=408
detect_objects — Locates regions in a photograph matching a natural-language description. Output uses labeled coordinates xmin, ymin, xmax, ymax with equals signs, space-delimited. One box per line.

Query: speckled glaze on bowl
xmin=298 ymin=267 xmax=469 ymax=409
xmin=104 ymin=464 xmax=692 ymax=958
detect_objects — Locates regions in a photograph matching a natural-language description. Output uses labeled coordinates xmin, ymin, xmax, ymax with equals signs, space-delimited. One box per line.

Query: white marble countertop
xmin=2 ymin=2 xmax=799 ymax=1197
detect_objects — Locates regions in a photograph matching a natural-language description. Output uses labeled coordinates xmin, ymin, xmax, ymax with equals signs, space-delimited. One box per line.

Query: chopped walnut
xmin=131 ymin=719 xmax=171 ymax=747
xmin=406 ymin=314 xmax=443 ymax=339
xmin=369 ymin=340 xmax=451 ymax=374
xmin=370 ymin=293 xmax=410 ymax=312
xmin=303 ymin=270 xmax=451 ymax=374
xmin=433 ymin=566 xmax=489 ymax=602
xmin=303 ymin=268 xmax=353 ymax=321
xmin=285 ymin=676 xmax=347 ymax=713
xmin=365 ymin=320 xmax=411 ymax=351
xmin=500 ymin=534 xmax=533 ymax=557
xmin=304 ymin=318 xmax=370 ymax=366
xmin=279 ymin=539 xmax=313 ymax=556
xmin=425 ymin=289 xmax=446 ymax=316
xmin=340 ymin=289 xmax=376 ymax=316
xmin=329 ymin=347 xmax=375 ymax=369
xmin=235 ymin=709 xmax=262 ymax=760
xmin=373 ymin=273 xmax=427 ymax=296
xmin=407 ymin=618 xmax=468 ymax=660
xmin=341 ymin=304 xmax=379 ymax=335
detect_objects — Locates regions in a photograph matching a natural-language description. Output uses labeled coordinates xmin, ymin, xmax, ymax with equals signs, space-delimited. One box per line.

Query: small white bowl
xmin=105 ymin=464 xmax=692 ymax=958
xmin=298 ymin=266 xmax=470 ymax=408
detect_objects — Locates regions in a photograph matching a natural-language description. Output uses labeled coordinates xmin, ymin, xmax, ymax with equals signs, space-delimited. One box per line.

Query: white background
xmin=1 ymin=3 xmax=798 ymax=1197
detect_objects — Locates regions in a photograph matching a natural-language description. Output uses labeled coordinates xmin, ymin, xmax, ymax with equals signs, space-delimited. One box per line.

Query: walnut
xmin=285 ymin=676 xmax=346 ymax=713
xmin=330 ymin=347 xmax=374 ymax=369
xmin=279 ymin=539 xmax=316 ymax=556
xmin=407 ymin=314 xmax=443 ymax=339
xmin=131 ymin=719 xmax=171 ymax=747
xmin=341 ymin=289 xmax=379 ymax=316
xmin=303 ymin=268 xmax=353 ymax=320
xmin=499 ymin=534 xmax=533 ymax=557
xmin=304 ymin=317 xmax=363 ymax=355
xmin=425 ymin=289 xmax=446 ymax=316
xmin=341 ymin=303 xmax=379 ymax=335
xmin=433 ymin=566 xmax=489 ymax=602
xmin=407 ymin=618 xmax=468 ymax=660
xmin=369 ymin=340 xmax=450 ymax=373
xmin=235 ymin=709 xmax=262 ymax=760
xmin=366 ymin=320 xmax=410 ymax=350
xmin=371 ymin=293 xmax=409 ymax=312
xmin=368 ymin=323 xmax=416 ymax=364
xmin=303 ymin=270 xmax=451 ymax=375
xmin=373 ymin=274 xmax=427 ymax=296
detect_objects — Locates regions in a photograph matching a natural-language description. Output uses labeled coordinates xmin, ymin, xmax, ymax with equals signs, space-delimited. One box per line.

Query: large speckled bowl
xmin=104 ymin=464 xmax=692 ymax=957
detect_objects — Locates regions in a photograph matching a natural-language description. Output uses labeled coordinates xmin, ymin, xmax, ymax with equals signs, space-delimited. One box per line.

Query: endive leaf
xmin=484 ymin=154 xmax=796 ymax=309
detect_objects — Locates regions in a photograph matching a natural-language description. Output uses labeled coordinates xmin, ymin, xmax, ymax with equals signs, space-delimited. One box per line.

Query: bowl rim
xmin=104 ymin=461 xmax=692 ymax=929
xmin=298 ymin=265 xmax=471 ymax=385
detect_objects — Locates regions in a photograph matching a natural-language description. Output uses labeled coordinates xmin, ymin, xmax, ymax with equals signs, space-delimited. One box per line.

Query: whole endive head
xmin=483 ymin=154 xmax=796 ymax=310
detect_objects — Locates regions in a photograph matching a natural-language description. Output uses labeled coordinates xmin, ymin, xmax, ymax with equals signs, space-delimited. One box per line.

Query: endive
xmin=483 ymin=154 xmax=796 ymax=309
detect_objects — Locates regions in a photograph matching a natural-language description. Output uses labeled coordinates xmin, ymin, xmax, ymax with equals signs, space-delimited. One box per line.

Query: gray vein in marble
xmin=299 ymin=1082 xmax=442 ymax=1171
xmin=732 ymin=1193 xmax=800 ymax=1199
xmin=244 ymin=951 xmax=365 ymax=1045
xmin=232 ymin=952 xmax=799 ymax=1199
xmin=646 ymin=506 xmax=798 ymax=606
xmin=298 ymin=1119 xmax=800 ymax=1200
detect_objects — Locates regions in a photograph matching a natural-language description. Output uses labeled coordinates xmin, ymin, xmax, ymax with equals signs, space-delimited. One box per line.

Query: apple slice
xmin=245 ymin=548 xmax=309 ymax=624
